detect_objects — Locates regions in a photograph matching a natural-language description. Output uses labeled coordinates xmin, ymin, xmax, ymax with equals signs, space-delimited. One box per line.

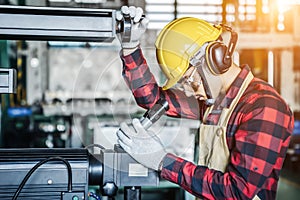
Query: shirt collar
xmin=215 ymin=64 xmax=251 ymax=110
xmin=205 ymin=65 xmax=252 ymax=125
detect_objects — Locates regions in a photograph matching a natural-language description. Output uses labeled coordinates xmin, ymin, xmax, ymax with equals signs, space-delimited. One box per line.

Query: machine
xmin=0 ymin=5 xmax=170 ymax=200
xmin=0 ymin=98 xmax=169 ymax=200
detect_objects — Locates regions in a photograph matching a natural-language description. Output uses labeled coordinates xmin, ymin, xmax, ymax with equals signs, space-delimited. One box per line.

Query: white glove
xmin=116 ymin=6 xmax=149 ymax=49
xmin=116 ymin=118 xmax=167 ymax=171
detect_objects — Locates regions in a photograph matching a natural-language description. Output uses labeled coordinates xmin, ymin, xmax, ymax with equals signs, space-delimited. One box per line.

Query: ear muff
xmin=205 ymin=25 xmax=238 ymax=75
xmin=206 ymin=41 xmax=231 ymax=75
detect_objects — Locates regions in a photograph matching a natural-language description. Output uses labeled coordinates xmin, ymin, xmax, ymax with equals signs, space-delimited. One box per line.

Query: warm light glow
xmin=277 ymin=23 xmax=285 ymax=31
xmin=262 ymin=6 xmax=269 ymax=14
xmin=262 ymin=0 xmax=269 ymax=13
xmin=278 ymin=14 xmax=284 ymax=22
xmin=226 ymin=4 xmax=235 ymax=13
xmin=267 ymin=51 xmax=274 ymax=86
xmin=276 ymin=0 xmax=293 ymax=13
xmin=275 ymin=0 xmax=298 ymax=31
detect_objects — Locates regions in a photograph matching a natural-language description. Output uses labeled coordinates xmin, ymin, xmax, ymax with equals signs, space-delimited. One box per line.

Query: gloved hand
xmin=116 ymin=6 xmax=149 ymax=49
xmin=116 ymin=118 xmax=167 ymax=171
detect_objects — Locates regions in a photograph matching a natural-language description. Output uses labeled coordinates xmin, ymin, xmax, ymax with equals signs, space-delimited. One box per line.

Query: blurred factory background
xmin=0 ymin=0 xmax=300 ymax=199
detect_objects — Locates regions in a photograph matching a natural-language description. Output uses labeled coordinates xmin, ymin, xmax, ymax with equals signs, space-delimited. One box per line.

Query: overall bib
xmin=197 ymin=72 xmax=260 ymax=200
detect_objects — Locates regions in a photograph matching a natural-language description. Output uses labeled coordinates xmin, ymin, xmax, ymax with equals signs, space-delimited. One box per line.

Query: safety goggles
xmin=178 ymin=66 xmax=202 ymax=92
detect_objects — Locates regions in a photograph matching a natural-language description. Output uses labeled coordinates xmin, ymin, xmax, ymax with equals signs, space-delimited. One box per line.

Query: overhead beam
xmin=0 ymin=5 xmax=116 ymax=42
xmin=237 ymin=32 xmax=296 ymax=49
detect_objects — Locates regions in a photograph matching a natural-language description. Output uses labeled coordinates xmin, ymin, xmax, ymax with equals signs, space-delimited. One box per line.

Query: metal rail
xmin=0 ymin=5 xmax=116 ymax=42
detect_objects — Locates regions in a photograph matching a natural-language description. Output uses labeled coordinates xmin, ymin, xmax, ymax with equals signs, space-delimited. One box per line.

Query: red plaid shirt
xmin=121 ymin=47 xmax=294 ymax=199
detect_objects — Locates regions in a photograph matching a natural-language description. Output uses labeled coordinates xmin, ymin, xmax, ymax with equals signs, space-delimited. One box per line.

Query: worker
xmin=115 ymin=6 xmax=294 ymax=200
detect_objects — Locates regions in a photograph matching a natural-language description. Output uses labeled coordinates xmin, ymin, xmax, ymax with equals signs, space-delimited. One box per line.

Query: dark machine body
xmin=0 ymin=99 xmax=169 ymax=200
xmin=0 ymin=148 xmax=90 ymax=200
xmin=0 ymin=147 xmax=157 ymax=200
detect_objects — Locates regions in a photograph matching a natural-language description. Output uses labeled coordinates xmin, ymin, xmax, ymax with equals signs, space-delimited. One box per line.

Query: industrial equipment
xmin=0 ymin=68 xmax=16 ymax=94
xmin=0 ymin=5 xmax=171 ymax=200
xmin=0 ymin=98 xmax=169 ymax=200
xmin=0 ymin=5 xmax=115 ymax=42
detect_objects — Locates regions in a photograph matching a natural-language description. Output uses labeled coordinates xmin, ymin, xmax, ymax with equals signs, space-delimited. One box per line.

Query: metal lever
xmin=115 ymin=14 xmax=132 ymax=43
xmin=115 ymin=13 xmax=145 ymax=43
xmin=140 ymin=99 xmax=169 ymax=130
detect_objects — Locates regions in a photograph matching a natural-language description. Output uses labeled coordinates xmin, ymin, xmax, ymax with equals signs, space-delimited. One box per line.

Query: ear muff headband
xmin=205 ymin=24 xmax=238 ymax=75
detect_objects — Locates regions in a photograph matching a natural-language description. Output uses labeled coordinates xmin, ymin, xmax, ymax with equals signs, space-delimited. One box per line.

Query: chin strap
xmin=190 ymin=43 xmax=208 ymax=67
xmin=196 ymin=64 xmax=215 ymax=106
xmin=189 ymin=43 xmax=215 ymax=106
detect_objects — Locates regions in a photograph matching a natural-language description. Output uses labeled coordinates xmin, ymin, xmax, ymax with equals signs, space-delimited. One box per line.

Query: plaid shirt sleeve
xmin=160 ymin=79 xmax=294 ymax=199
xmin=120 ymin=47 xmax=207 ymax=119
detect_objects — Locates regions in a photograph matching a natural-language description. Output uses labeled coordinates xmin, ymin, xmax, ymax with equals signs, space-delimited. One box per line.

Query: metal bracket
xmin=0 ymin=68 xmax=16 ymax=94
xmin=0 ymin=5 xmax=116 ymax=42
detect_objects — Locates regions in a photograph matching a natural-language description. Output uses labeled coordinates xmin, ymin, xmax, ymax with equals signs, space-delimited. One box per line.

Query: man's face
xmin=177 ymin=66 xmax=207 ymax=100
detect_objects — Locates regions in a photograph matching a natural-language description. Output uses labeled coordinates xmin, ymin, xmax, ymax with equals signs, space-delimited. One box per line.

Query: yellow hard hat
xmin=155 ymin=17 xmax=222 ymax=90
